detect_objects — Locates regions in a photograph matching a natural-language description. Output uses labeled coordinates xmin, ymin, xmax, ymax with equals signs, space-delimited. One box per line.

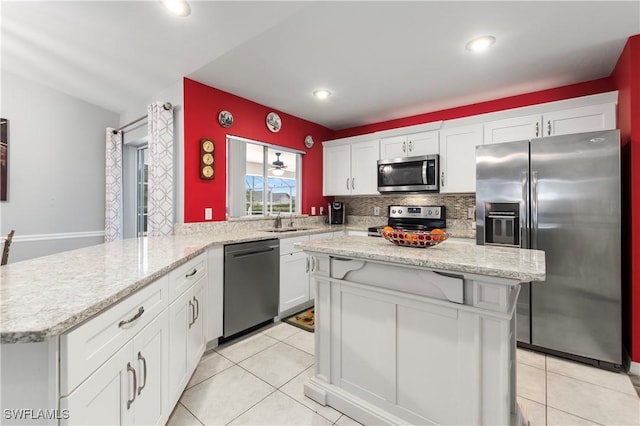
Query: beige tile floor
xmin=168 ymin=322 xmax=640 ymax=426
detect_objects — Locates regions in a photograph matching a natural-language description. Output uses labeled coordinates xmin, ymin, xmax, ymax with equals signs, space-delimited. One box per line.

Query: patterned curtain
xmin=147 ymin=102 xmax=174 ymax=237
xmin=105 ymin=129 xmax=123 ymax=242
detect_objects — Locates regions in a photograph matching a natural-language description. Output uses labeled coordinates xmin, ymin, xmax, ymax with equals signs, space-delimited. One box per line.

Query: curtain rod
xmin=112 ymin=102 xmax=172 ymax=134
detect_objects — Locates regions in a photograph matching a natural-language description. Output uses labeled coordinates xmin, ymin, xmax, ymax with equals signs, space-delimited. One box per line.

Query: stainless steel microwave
xmin=377 ymin=154 xmax=439 ymax=193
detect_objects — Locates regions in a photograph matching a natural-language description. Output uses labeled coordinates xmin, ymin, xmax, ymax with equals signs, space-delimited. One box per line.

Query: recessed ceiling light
xmin=313 ymin=89 xmax=332 ymax=100
xmin=160 ymin=0 xmax=191 ymax=17
xmin=466 ymin=35 xmax=496 ymax=52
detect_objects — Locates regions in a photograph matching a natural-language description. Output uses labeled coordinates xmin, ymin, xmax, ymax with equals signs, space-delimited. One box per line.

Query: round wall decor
xmin=218 ymin=110 xmax=233 ymax=128
xmin=266 ymin=112 xmax=281 ymax=133
xmin=304 ymin=135 xmax=314 ymax=148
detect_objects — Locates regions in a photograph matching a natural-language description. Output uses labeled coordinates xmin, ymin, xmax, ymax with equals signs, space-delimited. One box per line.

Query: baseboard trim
xmin=2 ymin=230 xmax=104 ymax=243
xmin=629 ymin=360 xmax=640 ymax=376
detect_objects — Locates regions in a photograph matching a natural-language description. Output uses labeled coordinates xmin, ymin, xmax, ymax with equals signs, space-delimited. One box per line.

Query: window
xmin=136 ymin=146 xmax=148 ymax=236
xmin=227 ymin=137 xmax=302 ymax=218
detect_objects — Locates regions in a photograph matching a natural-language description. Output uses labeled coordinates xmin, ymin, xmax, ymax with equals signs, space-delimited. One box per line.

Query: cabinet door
xmin=350 ymin=140 xmax=380 ymax=195
xmin=407 ymin=130 xmax=439 ymax=156
xmin=380 ymin=135 xmax=408 ymax=159
xmin=439 ymin=124 xmax=483 ymax=193
xmin=168 ymin=289 xmax=191 ymax=407
xmin=483 ymin=114 xmax=541 ymax=145
xmin=186 ymin=279 xmax=206 ymax=372
xmin=61 ymin=342 xmax=134 ymax=426
xmin=132 ymin=310 xmax=169 ymax=426
xmin=543 ymin=103 xmax=616 ymax=137
xmin=279 ymin=251 xmax=310 ymax=313
xmin=323 ymin=144 xmax=351 ymax=196
xmin=206 ymin=247 xmax=223 ymax=342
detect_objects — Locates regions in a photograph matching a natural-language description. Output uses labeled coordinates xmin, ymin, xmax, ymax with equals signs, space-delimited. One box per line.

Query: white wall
xmin=0 ymin=71 xmax=118 ymax=263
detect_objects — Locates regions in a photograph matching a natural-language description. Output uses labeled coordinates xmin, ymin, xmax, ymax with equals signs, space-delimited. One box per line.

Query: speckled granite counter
xmin=298 ymin=235 xmax=545 ymax=282
xmin=0 ymin=227 xmax=342 ymax=344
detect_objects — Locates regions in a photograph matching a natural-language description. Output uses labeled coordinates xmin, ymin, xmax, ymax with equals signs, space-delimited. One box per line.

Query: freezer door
xmin=476 ymin=140 xmax=530 ymax=343
xmin=530 ymin=130 xmax=621 ymax=364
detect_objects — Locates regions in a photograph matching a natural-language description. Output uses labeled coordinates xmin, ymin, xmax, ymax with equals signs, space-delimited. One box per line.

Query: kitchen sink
xmin=261 ymin=227 xmax=313 ymax=233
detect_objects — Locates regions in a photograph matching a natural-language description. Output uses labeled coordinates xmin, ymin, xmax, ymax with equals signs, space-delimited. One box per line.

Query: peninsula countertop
xmin=0 ymin=226 xmax=344 ymax=344
xmin=298 ymin=235 xmax=546 ymax=282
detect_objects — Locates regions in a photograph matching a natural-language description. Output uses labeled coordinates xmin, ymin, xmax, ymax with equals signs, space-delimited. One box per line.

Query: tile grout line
xmin=178 ymin=401 xmax=206 ymax=426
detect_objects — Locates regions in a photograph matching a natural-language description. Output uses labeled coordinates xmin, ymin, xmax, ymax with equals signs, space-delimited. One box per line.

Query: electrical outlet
xmin=472 ymin=221 xmax=477 ymax=230
xmin=374 ymin=206 xmax=381 ymax=216
xmin=205 ymin=207 xmax=213 ymax=221
xmin=467 ymin=207 xmax=476 ymax=220
xmin=311 ymin=206 xmax=316 ymax=216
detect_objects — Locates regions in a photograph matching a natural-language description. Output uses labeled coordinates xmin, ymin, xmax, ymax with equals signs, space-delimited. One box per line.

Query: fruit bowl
xmin=379 ymin=228 xmax=448 ymax=248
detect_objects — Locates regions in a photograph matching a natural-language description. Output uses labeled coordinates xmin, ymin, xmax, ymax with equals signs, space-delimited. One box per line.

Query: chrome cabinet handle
xmin=547 ymin=120 xmax=551 ymax=136
xmin=535 ymin=122 xmax=539 ymax=137
xmin=346 ymin=178 xmax=349 ymax=190
xmin=137 ymin=352 xmax=147 ymax=396
xmin=193 ymin=296 xmax=200 ymax=322
xmin=402 ymin=141 xmax=406 ymax=153
xmin=408 ymin=140 xmax=413 ymax=152
xmin=119 ymin=307 xmax=144 ymax=328
xmin=440 ymin=171 xmax=445 ymax=187
xmin=351 ymin=177 xmax=355 ymax=190
xmin=188 ymin=300 xmax=195 ymax=328
xmin=305 ymin=257 xmax=309 ymax=273
xmin=185 ymin=268 xmax=197 ymax=278
xmin=127 ymin=362 xmax=137 ymax=410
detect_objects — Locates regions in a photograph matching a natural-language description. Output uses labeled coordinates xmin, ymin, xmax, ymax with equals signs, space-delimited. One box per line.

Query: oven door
xmin=377 ymin=155 xmax=438 ymax=193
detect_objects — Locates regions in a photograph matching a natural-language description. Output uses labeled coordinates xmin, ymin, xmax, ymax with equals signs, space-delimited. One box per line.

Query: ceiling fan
xmin=269 ymin=152 xmax=287 ymax=176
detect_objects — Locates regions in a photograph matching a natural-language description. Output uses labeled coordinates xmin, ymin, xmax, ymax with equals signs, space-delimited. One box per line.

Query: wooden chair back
xmin=2 ymin=230 xmax=15 ymax=266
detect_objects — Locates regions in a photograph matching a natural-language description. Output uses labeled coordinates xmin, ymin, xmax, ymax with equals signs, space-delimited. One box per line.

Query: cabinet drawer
xmin=60 ymin=275 xmax=169 ymax=395
xmin=280 ymin=235 xmax=309 ymax=255
xmin=169 ymin=253 xmax=207 ymax=302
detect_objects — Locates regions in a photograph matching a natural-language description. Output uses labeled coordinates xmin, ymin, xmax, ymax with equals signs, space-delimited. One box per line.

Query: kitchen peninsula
xmin=299 ymin=236 xmax=545 ymax=426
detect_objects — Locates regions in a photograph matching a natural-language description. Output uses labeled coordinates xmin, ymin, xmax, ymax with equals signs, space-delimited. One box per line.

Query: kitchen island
xmin=299 ymin=236 xmax=545 ymax=426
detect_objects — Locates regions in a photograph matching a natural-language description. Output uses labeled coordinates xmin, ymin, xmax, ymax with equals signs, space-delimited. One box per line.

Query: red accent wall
xmin=334 ymin=79 xmax=615 ymax=139
xmin=611 ymin=34 xmax=640 ymax=364
xmin=183 ymin=78 xmax=334 ymax=222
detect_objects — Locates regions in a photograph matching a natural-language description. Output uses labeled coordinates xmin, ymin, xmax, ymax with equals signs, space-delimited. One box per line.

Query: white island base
xmin=302 ymin=252 xmax=531 ymax=426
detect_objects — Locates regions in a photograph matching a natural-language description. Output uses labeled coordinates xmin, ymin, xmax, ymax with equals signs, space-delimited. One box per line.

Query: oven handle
xmin=487 ymin=215 xmax=517 ymax=219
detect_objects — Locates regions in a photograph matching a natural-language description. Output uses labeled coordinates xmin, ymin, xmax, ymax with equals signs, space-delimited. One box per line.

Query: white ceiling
xmin=2 ymin=1 xmax=639 ymax=130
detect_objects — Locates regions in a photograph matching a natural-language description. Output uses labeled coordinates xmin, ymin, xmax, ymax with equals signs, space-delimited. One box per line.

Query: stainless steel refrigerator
xmin=476 ymin=130 xmax=622 ymax=369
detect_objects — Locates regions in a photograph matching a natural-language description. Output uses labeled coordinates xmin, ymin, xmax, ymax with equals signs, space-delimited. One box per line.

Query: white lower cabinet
xmin=279 ymin=251 xmax=310 ymax=312
xmin=168 ymin=277 xmax=206 ymax=407
xmin=61 ymin=310 xmax=170 ymax=426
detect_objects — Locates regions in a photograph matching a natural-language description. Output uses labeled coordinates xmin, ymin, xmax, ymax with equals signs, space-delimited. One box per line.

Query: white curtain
xmin=105 ymin=129 xmax=123 ymax=242
xmin=147 ymin=102 xmax=174 ymax=237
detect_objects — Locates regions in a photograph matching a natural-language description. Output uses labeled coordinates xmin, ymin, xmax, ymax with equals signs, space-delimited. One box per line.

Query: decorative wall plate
xmin=266 ymin=112 xmax=281 ymax=133
xmin=200 ymin=138 xmax=215 ymax=180
xmin=304 ymin=135 xmax=314 ymax=148
xmin=218 ymin=110 xmax=233 ymax=128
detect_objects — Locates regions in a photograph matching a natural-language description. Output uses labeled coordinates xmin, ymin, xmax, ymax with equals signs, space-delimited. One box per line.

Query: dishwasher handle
xmin=231 ymin=246 xmax=276 ymax=259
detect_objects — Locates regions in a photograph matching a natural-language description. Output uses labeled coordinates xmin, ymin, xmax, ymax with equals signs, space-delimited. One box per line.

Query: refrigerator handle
xmin=521 ymin=170 xmax=529 ymax=248
xmin=531 ymin=170 xmax=539 ymax=249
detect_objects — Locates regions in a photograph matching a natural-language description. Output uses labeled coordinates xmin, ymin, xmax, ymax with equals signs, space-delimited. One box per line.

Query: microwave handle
xmin=422 ymin=161 xmax=427 ymax=185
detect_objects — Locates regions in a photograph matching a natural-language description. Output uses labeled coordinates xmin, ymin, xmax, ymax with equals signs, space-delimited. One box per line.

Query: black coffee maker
xmin=329 ymin=202 xmax=346 ymax=225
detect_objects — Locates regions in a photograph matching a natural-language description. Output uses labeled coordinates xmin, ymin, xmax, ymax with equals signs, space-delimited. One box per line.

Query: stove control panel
xmin=388 ymin=205 xmax=444 ymax=219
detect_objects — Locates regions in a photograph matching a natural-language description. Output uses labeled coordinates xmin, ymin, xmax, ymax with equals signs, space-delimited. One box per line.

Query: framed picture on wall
xmin=1 ymin=118 xmax=7 ymax=201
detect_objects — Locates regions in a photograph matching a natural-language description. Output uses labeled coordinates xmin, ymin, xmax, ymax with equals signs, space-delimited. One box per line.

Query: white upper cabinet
xmin=439 ymin=124 xmax=483 ymax=193
xmin=380 ymin=131 xmax=439 ymax=159
xmin=484 ymin=114 xmax=541 ymax=145
xmin=323 ymin=139 xmax=379 ymax=196
xmin=484 ymin=103 xmax=616 ymax=145
xmin=544 ymin=103 xmax=616 ymax=137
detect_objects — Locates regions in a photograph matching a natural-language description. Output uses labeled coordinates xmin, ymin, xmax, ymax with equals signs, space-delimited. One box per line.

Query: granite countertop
xmin=0 ymin=227 xmax=343 ymax=344
xmin=298 ymin=235 xmax=546 ymax=282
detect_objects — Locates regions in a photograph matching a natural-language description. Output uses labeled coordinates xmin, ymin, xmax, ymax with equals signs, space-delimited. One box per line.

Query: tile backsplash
xmin=335 ymin=194 xmax=476 ymax=219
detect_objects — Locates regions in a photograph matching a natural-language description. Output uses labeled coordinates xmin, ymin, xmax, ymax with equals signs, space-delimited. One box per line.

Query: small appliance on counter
xmin=329 ymin=201 xmax=346 ymax=224
xmin=368 ymin=205 xmax=446 ymax=236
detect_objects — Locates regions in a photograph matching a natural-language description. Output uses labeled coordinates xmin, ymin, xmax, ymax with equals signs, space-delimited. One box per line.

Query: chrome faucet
xmin=274 ymin=213 xmax=282 ymax=229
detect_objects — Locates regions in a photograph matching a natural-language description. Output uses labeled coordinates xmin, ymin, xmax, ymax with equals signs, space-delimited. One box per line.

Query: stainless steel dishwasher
xmin=223 ymin=238 xmax=280 ymax=338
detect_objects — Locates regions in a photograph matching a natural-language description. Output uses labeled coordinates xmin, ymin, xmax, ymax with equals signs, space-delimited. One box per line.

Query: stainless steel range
xmin=368 ymin=205 xmax=446 ymax=236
